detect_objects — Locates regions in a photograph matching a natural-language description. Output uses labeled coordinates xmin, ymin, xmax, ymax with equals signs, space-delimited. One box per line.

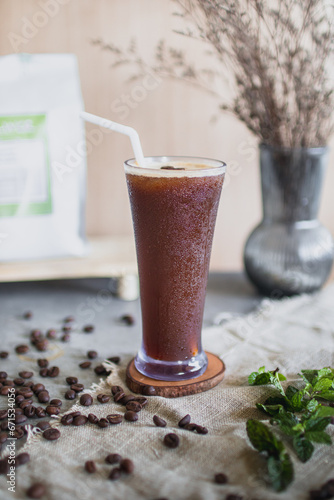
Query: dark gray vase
xmin=244 ymin=144 xmax=334 ymax=296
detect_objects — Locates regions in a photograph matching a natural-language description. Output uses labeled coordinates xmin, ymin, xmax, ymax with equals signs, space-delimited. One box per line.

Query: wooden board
xmin=126 ymin=352 xmax=226 ymax=398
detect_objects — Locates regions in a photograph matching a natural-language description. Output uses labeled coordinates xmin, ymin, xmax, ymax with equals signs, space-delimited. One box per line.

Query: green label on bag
xmin=0 ymin=114 xmax=52 ymax=217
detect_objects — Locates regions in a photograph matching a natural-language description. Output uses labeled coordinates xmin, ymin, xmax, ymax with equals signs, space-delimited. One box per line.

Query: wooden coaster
xmin=126 ymin=352 xmax=225 ymax=398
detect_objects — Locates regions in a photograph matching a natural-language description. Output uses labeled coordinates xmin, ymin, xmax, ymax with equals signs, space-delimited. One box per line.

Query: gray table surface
xmin=0 ymin=273 xmax=262 ymax=454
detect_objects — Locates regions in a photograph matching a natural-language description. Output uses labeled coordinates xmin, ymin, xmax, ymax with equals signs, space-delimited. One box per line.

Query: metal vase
xmin=244 ymin=144 xmax=334 ymax=296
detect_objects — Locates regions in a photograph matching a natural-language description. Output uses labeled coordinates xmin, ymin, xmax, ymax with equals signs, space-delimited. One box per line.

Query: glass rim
xmin=124 ymin=155 xmax=226 ymax=176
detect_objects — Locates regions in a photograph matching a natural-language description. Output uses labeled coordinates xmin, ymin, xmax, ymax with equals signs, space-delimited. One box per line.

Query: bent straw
xmin=81 ymin=111 xmax=146 ymax=167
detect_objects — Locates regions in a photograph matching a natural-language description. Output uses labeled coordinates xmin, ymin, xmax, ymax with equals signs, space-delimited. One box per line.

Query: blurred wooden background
xmin=0 ymin=0 xmax=333 ymax=272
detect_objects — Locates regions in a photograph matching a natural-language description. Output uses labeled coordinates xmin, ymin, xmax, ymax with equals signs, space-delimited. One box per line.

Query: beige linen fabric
xmin=1 ymin=284 xmax=334 ymax=500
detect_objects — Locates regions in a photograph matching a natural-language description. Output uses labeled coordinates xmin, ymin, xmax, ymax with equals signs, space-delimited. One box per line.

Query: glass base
xmin=134 ymin=349 xmax=208 ymax=381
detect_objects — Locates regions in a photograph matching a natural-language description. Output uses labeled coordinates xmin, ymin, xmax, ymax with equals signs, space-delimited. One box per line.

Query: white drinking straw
xmin=81 ymin=111 xmax=146 ymax=167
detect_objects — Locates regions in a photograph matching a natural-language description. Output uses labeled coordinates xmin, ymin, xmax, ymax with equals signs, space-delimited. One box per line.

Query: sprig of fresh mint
xmin=246 ymin=366 xmax=334 ymax=491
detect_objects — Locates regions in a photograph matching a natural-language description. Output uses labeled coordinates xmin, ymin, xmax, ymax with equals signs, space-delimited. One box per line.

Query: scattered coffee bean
xmin=13 ymin=427 xmax=24 ymax=439
xmin=0 ymin=410 xmax=8 ymax=420
xmin=87 ymin=350 xmax=97 ymax=359
xmin=94 ymin=365 xmax=108 ymax=376
xmin=80 ymin=394 xmax=93 ymax=406
xmin=214 ymin=473 xmax=228 ymax=484
xmin=111 ymin=385 xmax=124 ymax=395
xmin=142 ymin=385 xmax=156 ymax=396
xmin=225 ymin=495 xmax=243 ymax=500
xmin=71 ymin=383 xmax=84 ymax=393
xmin=153 ymin=415 xmax=167 ymax=427
xmin=62 ymin=325 xmax=72 ymax=333
xmin=43 ymin=428 xmax=60 ymax=441
xmin=39 ymin=368 xmax=48 ymax=377
xmin=35 ymin=407 xmax=46 ymax=418
xmin=0 ymin=351 xmax=9 ymax=359
xmin=23 ymin=311 xmax=33 ymax=319
xmin=0 ymin=386 xmax=10 ymax=395
xmin=19 ymin=388 xmax=33 ymax=398
xmin=118 ymin=394 xmax=135 ymax=405
xmin=24 ymin=406 xmax=36 ymax=418
xmin=46 ymin=406 xmax=60 ymax=416
xmin=124 ymin=410 xmax=138 ymax=422
xmin=0 ymin=432 xmax=7 ymax=444
xmin=38 ymin=390 xmax=50 ymax=403
xmin=15 ymin=395 xmax=25 ymax=405
xmin=83 ymin=324 xmax=94 ymax=333
xmin=120 ymin=458 xmax=134 ymax=474
xmin=26 ymin=483 xmax=46 ymax=499
xmin=79 ymin=361 xmax=91 ymax=369
xmin=107 ymin=414 xmax=123 ymax=425
xmin=61 ymin=414 xmax=74 ymax=426
xmin=15 ymin=414 xmax=27 ymax=424
xmin=68 ymin=411 xmax=81 ymax=418
xmin=20 ymin=399 xmax=33 ymax=409
xmin=33 ymin=383 xmax=45 ymax=394
xmin=15 ymin=408 xmax=24 ymax=415
xmin=120 ymin=314 xmax=135 ymax=326
xmin=47 ymin=366 xmax=60 ymax=377
xmin=46 ymin=329 xmax=57 ymax=339
xmin=0 ymin=459 xmax=9 ymax=475
xmin=36 ymin=421 xmax=50 ymax=431
xmin=65 ymin=390 xmax=76 ymax=400
xmin=107 ymin=356 xmax=120 ymax=364
xmin=85 ymin=460 xmax=96 ymax=473
xmin=19 ymin=371 xmax=33 ymax=379
xmin=35 ymin=340 xmax=49 ymax=352
xmin=88 ymin=413 xmax=98 ymax=424
xmin=184 ymin=423 xmax=208 ymax=434
xmin=64 ymin=315 xmax=75 ymax=323
xmin=134 ymin=397 xmax=148 ymax=407
xmin=73 ymin=415 xmax=88 ymax=426
xmin=23 ymin=380 xmax=34 ymax=388
xmin=114 ymin=391 xmax=126 ymax=403
xmin=61 ymin=333 xmax=71 ymax=342
xmin=126 ymin=401 xmax=142 ymax=413
xmin=105 ymin=453 xmax=122 ymax=464
xmin=98 ymin=418 xmax=109 ymax=428
xmin=16 ymin=452 xmax=30 ymax=466
xmin=30 ymin=330 xmax=42 ymax=342
xmin=163 ymin=433 xmax=179 ymax=449
xmin=15 ymin=344 xmax=29 ymax=354
xmin=14 ymin=378 xmax=24 ymax=386
xmin=97 ymin=394 xmax=110 ymax=404
xmin=109 ymin=467 xmax=121 ymax=480
xmin=66 ymin=376 xmax=78 ymax=385
xmin=50 ymin=399 xmax=62 ymax=407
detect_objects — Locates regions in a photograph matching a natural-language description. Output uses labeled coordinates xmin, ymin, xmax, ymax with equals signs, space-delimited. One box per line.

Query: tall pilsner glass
xmin=125 ymin=156 xmax=225 ymax=381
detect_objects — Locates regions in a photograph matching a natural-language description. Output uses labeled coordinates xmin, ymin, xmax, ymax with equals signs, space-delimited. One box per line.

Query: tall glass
xmin=125 ymin=156 xmax=225 ymax=381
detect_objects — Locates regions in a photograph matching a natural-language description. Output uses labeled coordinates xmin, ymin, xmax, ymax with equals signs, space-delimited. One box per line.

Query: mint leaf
xmin=313 ymin=378 xmax=333 ymax=392
xmin=317 ymin=367 xmax=334 ymax=379
xmin=292 ymin=436 xmax=314 ymax=462
xmin=246 ymin=419 xmax=283 ymax=456
xmin=305 ymin=399 xmax=320 ymax=413
xmin=314 ymin=406 xmax=334 ymax=418
xmin=248 ymin=367 xmax=285 ymax=394
xmin=249 ymin=372 xmax=271 ymax=386
xmin=267 ymin=453 xmax=294 ymax=492
xmin=316 ymin=391 xmax=334 ymax=402
xmin=305 ymin=417 xmax=331 ymax=433
xmin=257 ymin=403 xmax=283 ymax=416
xmin=300 ymin=369 xmax=319 ymax=386
xmin=304 ymin=431 xmax=332 ymax=444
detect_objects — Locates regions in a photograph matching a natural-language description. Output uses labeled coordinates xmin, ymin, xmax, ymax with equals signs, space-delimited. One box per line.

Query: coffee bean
xmin=134 ymin=397 xmax=148 ymax=407
xmin=39 ymin=368 xmax=48 ymax=377
xmin=114 ymin=391 xmax=125 ymax=403
xmin=26 ymin=483 xmax=46 ymax=499
xmin=68 ymin=411 xmax=82 ymax=418
xmin=184 ymin=423 xmax=208 ymax=434
xmin=118 ymin=394 xmax=135 ymax=405
xmin=46 ymin=329 xmax=57 ymax=339
xmin=0 ymin=432 xmax=7 ymax=444
xmin=109 ymin=467 xmax=121 ymax=480
xmin=126 ymin=401 xmax=142 ymax=413
xmin=80 ymin=394 xmax=93 ymax=406
xmin=33 ymin=383 xmax=45 ymax=394
xmin=15 ymin=395 xmax=25 ymax=405
xmin=88 ymin=413 xmax=98 ymax=424
xmin=14 ymin=378 xmax=25 ymax=386
xmin=16 ymin=452 xmax=30 ymax=466
xmin=35 ymin=340 xmax=49 ymax=351
xmin=37 ymin=358 xmax=49 ymax=368
xmin=65 ymin=390 xmax=76 ymax=400
xmin=20 ymin=399 xmax=33 ymax=409
xmin=15 ymin=414 xmax=27 ymax=424
xmin=62 ymin=325 xmax=72 ymax=333
xmin=0 ymin=386 xmax=10 ymax=395
xmin=153 ymin=415 xmax=167 ymax=427
xmin=64 ymin=315 xmax=75 ymax=323
xmin=71 ymin=383 xmax=84 ymax=393
xmin=43 ymin=428 xmax=60 ymax=441
xmin=2 ymin=379 xmax=14 ymax=386
xmin=24 ymin=406 xmax=36 ymax=418
xmin=30 ymin=330 xmax=42 ymax=342
xmin=87 ymin=350 xmax=97 ymax=359
xmin=83 ymin=324 xmax=95 ymax=333
xmin=66 ymin=376 xmax=78 ymax=385
xmin=23 ymin=380 xmax=34 ymax=387
xmin=19 ymin=386 xmax=33 ymax=396
xmin=61 ymin=414 xmax=74 ymax=426
xmin=214 ymin=473 xmax=228 ymax=484
xmin=23 ymin=311 xmax=33 ymax=319
xmin=98 ymin=418 xmax=109 ymax=428
xmin=120 ymin=458 xmax=134 ymax=474
xmin=19 ymin=371 xmax=33 ymax=379
xmin=15 ymin=344 xmax=29 ymax=354
xmin=73 ymin=415 xmax=88 ymax=426
xmin=79 ymin=361 xmax=91 ymax=369
xmin=0 ymin=410 xmax=8 ymax=420
xmin=124 ymin=411 xmax=138 ymax=422
xmin=38 ymin=391 xmax=50 ymax=403
xmin=163 ymin=433 xmax=179 ymax=449
xmin=35 ymin=407 xmax=46 ymax=418
xmin=85 ymin=460 xmax=96 ymax=473
xmin=225 ymin=495 xmax=243 ymax=500
xmin=97 ymin=394 xmax=110 ymax=404
xmin=46 ymin=406 xmax=60 ymax=416
xmin=105 ymin=453 xmax=122 ymax=464
xmin=47 ymin=366 xmax=60 ymax=377
xmin=120 ymin=314 xmax=135 ymax=326
xmin=0 ymin=352 xmax=9 ymax=359
xmin=111 ymin=385 xmax=124 ymax=395
xmin=50 ymin=399 xmax=62 ymax=407
xmin=0 ymin=459 xmax=9 ymax=475
xmin=107 ymin=356 xmax=120 ymax=364
xmin=94 ymin=365 xmax=108 ymax=376
xmin=36 ymin=421 xmax=50 ymax=431
xmin=142 ymin=385 xmax=156 ymax=396
xmin=107 ymin=414 xmax=123 ymax=425
xmin=15 ymin=408 xmax=24 ymax=415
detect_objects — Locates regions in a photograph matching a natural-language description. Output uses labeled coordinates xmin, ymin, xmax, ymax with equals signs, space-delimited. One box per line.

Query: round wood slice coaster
xmin=126 ymin=352 xmax=225 ymax=398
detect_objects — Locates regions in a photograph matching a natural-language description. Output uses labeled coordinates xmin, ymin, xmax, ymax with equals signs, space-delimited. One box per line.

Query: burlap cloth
xmin=2 ymin=284 xmax=334 ymax=500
